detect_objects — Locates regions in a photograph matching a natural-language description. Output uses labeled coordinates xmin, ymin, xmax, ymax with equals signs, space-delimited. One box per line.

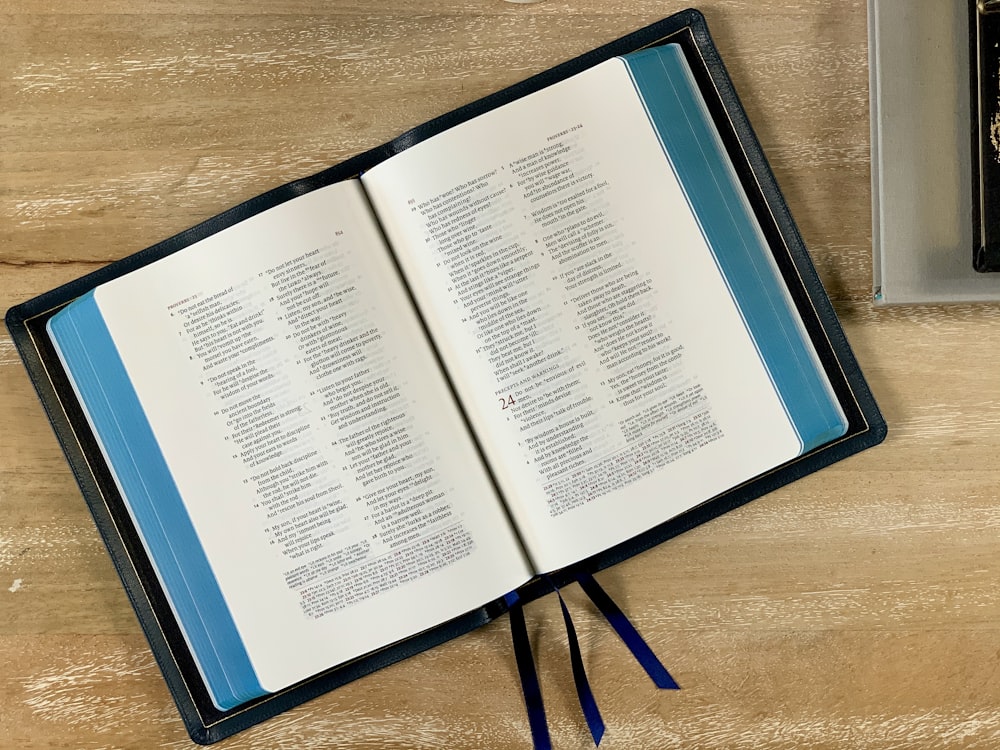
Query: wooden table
xmin=3 ymin=1 xmax=999 ymax=747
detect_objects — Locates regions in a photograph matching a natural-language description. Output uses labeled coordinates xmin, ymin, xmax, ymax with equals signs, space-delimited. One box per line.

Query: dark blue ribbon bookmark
xmin=506 ymin=574 xmax=678 ymax=750
xmin=553 ymin=585 xmax=606 ymax=745
xmin=576 ymin=572 xmax=680 ymax=690
xmin=505 ymin=591 xmax=551 ymax=750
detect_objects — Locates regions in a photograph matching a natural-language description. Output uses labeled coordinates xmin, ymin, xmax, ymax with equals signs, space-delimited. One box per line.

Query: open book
xmin=8 ymin=13 xmax=885 ymax=745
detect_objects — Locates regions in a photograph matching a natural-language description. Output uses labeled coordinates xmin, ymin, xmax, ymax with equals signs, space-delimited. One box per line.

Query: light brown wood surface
xmin=2 ymin=1 xmax=999 ymax=748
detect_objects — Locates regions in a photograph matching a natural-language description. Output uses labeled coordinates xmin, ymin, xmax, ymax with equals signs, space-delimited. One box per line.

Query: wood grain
xmin=3 ymin=1 xmax=1000 ymax=748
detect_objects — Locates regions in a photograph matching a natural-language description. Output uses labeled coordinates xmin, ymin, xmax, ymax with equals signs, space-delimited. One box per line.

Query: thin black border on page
xmin=5 ymin=9 xmax=886 ymax=744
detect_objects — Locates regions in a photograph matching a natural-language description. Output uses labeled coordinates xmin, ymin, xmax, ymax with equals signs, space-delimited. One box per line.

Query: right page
xmin=362 ymin=45 xmax=846 ymax=574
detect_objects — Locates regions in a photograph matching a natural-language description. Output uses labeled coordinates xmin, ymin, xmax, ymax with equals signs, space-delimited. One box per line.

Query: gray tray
xmin=869 ymin=0 xmax=1000 ymax=303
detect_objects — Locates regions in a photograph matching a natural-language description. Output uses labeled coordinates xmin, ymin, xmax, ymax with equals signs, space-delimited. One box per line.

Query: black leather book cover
xmin=5 ymin=9 xmax=886 ymax=743
xmin=971 ymin=0 xmax=1000 ymax=271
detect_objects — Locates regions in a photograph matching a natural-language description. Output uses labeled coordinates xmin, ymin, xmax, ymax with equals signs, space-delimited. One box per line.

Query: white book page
xmin=363 ymin=58 xmax=803 ymax=573
xmin=93 ymin=181 xmax=531 ymax=692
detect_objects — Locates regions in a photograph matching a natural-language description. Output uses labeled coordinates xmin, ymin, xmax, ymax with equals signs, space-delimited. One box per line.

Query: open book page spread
xmin=47 ymin=180 xmax=533 ymax=707
xmin=362 ymin=45 xmax=847 ymax=573
xmin=43 ymin=38 xmax=854 ymax=720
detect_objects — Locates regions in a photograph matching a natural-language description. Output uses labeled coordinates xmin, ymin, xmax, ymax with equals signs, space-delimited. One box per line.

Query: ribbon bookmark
xmin=554 ymin=587 xmax=605 ymax=745
xmin=576 ymin=572 xmax=680 ymax=690
xmin=505 ymin=591 xmax=551 ymax=750
xmin=506 ymin=575 xmax=677 ymax=749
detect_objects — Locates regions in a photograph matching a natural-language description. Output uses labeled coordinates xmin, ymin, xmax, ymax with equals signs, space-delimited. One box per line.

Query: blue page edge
xmin=47 ymin=292 xmax=265 ymax=709
xmin=621 ymin=45 xmax=848 ymax=454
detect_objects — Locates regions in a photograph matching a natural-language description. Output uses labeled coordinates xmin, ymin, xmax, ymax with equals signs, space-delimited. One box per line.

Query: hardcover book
xmin=5 ymin=10 xmax=886 ymax=744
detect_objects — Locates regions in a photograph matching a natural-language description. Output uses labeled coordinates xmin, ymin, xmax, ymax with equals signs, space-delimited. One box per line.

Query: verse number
xmin=499 ymin=394 xmax=516 ymax=410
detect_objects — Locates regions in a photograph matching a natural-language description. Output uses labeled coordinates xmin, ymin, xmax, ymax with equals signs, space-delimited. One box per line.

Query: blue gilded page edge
xmin=621 ymin=45 xmax=848 ymax=454
xmin=47 ymin=292 xmax=265 ymax=710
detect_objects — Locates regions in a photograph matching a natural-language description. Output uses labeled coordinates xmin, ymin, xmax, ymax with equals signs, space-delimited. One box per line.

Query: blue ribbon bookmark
xmin=506 ymin=574 xmax=678 ymax=749
xmin=553 ymin=586 xmax=606 ymax=745
xmin=576 ymin=572 xmax=680 ymax=690
xmin=505 ymin=591 xmax=552 ymax=750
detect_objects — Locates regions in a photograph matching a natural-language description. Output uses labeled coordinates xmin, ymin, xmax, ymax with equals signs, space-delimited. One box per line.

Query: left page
xmin=51 ymin=180 xmax=532 ymax=701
